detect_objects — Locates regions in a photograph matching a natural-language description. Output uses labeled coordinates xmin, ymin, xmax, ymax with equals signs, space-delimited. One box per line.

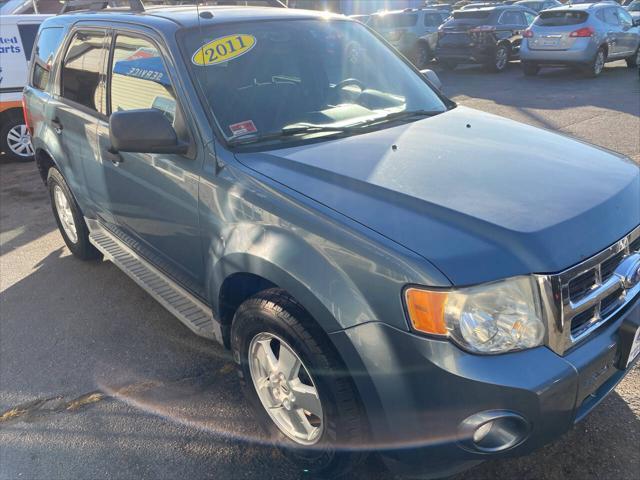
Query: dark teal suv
xmin=24 ymin=2 xmax=640 ymax=478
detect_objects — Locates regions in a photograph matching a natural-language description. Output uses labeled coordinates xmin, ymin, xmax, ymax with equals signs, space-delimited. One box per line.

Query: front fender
xmin=207 ymin=223 xmax=376 ymax=333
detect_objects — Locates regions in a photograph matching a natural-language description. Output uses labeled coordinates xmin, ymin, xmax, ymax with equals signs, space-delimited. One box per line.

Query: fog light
xmin=459 ymin=410 xmax=530 ymax=453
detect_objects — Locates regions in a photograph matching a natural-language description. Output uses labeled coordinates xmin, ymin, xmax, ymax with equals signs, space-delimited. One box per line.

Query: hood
xmin=236 ymin=106 xmax=640 ymax=285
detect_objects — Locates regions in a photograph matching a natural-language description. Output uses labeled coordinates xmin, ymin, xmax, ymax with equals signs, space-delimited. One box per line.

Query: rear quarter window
xmin=534 ymin=11 xmax=589 ymax=26
xmin=30 ymin=27 xmax=64 ymax=91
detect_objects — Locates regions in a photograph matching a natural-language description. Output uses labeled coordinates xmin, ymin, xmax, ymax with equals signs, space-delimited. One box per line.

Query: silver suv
xmin=520 ymin=3 xmax=640 ymax=76
xmin=368 ymin=8 xmax=450 ymax=68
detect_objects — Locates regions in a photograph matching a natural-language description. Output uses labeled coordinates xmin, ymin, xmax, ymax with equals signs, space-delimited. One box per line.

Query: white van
xmin=0 ymin=14 xmax=50 ymax=160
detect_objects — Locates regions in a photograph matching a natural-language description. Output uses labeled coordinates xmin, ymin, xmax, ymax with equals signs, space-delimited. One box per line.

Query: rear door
xmin=603 ymin=7 xmax=624 ymax=56
xmin=48 ymin=28 xmax=111 ymax=216
xmin=617 ymin=7 xmax=638 ymax=55
xmin=96 ymin=29 xmax=205 ymax=296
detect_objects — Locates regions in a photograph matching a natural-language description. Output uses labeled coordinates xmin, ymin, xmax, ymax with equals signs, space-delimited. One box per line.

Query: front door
xmin=96 ymin=31 xmax=205 ymax=297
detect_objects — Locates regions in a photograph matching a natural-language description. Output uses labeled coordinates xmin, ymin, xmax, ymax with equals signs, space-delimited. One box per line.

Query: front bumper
xmin=330 ymin=294 xmax=639 ymax=478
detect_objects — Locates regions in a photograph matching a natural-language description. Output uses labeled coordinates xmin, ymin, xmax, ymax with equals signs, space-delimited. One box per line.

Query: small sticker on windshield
xmin=229 ymin=120 xmax=257 ymax=136
xmin=192 ymin=34 xmax=256 ymax=66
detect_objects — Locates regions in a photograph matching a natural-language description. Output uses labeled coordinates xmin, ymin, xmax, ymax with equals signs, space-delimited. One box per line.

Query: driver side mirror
xmin=420 ymin=69 xmax=443 ymax=92
xmin=109 ymin=109 xmax=188 ymax=155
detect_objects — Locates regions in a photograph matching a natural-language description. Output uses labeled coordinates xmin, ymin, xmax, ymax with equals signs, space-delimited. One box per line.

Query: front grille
xmin=568 ymin=269 xmax=597 ymax=301
xmin=552 ymin=226 xmax=640 ymax=344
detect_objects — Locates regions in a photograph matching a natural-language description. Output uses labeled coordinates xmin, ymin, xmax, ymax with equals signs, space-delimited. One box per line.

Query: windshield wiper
xmin=228 ymin=124 xmax=348 ymax=146
xmin=227 ymin=110 xmax=444 ymax=146
xmin=347 ymin=109 xmax=444 ymax=129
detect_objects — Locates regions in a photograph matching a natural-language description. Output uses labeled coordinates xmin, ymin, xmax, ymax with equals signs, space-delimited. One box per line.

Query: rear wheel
xmin=626 ymin=48 xmax=640 ymax=68
xmin=231 ymin=289 xmax=368 ymax=478
xmin=585 ymin=47 xmax=606 ymax=78
xmin=48 ymin=168 xmax=101 ymax=260
xmin=412 ymin=42 xmax=431 ymax=69
xmin=0 ymin=111 xmax=34 ymax=162
xmin=487 ymin=44 xmax=510 ymax=72
xmin=522 ymin=61 xmax=539 ymax=76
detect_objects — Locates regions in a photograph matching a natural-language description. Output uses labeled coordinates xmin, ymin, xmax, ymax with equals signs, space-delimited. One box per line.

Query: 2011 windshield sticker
xmin=192 ymin=34 xmax=256 ymax=66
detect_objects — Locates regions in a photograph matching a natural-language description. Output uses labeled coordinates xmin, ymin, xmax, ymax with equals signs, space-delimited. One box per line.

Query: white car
xmin=0 ymin=13 xmax=51 ymax=160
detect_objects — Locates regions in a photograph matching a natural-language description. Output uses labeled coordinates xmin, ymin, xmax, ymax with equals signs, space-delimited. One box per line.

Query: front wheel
xmin=231 ymin=289 xmax=367 ymax=477
xmin=0 ymin=111 xmax=34 ymax=162
xmin=626 ymin=48 xmax=640 ymax=68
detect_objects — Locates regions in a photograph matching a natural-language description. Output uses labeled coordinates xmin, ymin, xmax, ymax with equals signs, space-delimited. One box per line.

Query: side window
xmin=603 ymin=8 xmax=620 ymax=26
xmin=110 ymin=35 xmax=177 ymax=125
xmin=524 ymin=12 xmax=536 ymax=25
xmin=31 ymin=27 xmax=64 ymax=91
xmin=499 ymin=11 xmax=520 ymax=25
xmin=424 ymin=13 xmax=441 ymax=27
xmin=61 ymin=31 xmax=108 ymax=112
xmin=618 ymin=9 xmax=633 ymax=28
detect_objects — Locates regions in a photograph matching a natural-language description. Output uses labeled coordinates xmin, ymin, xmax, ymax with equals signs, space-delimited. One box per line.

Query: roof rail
xmin=60 ymin=0 xmax=145 ymax=14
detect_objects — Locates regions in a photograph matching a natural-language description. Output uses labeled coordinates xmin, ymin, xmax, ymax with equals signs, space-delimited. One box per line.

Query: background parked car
xmin=0 ymin=0 xmax=61 ymax=14
xmin=0 ymin=13 xmax=51 ymax=161
xmin=520 ymin=3 xmax=640 ymax=77
xmin=368 ymin=8 xmax=450 ymax=67
xmin=626 ymin=0 xmax=640 ymax=21
xmin=515 ymin=0 xmax=562 ymax=13
xmin=435 ymin=5 xmax=537 ymax=71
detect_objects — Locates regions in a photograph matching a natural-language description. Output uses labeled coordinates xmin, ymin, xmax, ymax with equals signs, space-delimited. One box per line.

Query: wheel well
xmin=0 ymin=107 xmax=23 ymax=125
xmin=35 ymin=149 xmax=56 ymax=185
xmin=218 ymin=272 xmax=277 ymax=346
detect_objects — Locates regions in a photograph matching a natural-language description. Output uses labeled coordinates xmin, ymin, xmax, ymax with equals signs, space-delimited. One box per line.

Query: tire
xmin=439 ymin=59 xmax=458 ymax=70
xmin=584 ymin=47 xmax=606 ymax=78
xmin=626 ymin=48 xmax=640 ymax=68
xmin=412 ymin=42 xmax=431 ymax=69
xmin=47 ymin=168 xmax=101 ymax=260
xmin=0 ymin=110 xmax=34 ymax=162
xmin=522 ymin=61 xmax=539 ymax=76
xmin=231 ymin=288 xmax=368 ymax=478
xmin=486 ymin=44 xmax=510 ymax=72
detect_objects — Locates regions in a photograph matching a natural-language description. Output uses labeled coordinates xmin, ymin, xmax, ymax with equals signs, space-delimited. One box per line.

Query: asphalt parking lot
xmin=1 ymin=60 xmax=639 ymax=480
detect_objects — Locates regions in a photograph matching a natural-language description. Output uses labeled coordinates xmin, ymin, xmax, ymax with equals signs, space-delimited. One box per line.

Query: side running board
xmin=86 ymin=218 xmax=223 ymax=344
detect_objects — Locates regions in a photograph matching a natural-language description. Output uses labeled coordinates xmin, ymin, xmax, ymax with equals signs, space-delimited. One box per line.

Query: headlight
xmin=405 ymin=276 xmax=545 ymax=354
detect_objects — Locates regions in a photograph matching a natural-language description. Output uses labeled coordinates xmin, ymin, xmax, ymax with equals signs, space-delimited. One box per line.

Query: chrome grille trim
xmin=538 ymin=225 xmax=640 ymax=356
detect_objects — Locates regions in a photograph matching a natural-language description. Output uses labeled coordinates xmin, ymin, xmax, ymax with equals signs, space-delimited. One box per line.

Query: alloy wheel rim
xmin=54 ymin=185 xmax=78 ymax=244
xmin=496 ymin=47 xmax=508 ymax=70
xmin=6 ymin=124 xmax=34 ymax=157
xmin=595 ymin=51 xmax=604 ymax=75
xmin=248 ymin=332 xmax=324 ymax=445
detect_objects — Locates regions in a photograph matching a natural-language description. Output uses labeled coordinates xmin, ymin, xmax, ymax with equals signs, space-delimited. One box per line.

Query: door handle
xmin=51 ymin=118 xmax=63 ymax=135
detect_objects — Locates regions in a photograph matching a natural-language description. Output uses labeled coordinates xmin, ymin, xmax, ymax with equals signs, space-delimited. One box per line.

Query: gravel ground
xmin=1 ymin=60 xmax=639 ymax=480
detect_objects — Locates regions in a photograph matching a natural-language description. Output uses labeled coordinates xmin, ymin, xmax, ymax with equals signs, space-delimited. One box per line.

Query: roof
xmin=45 ymin=5 xmax=346 ymax=30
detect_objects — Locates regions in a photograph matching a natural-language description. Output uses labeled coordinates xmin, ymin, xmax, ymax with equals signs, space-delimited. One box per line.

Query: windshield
xmin=183 ymin=19 xmax=447 ymax=146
